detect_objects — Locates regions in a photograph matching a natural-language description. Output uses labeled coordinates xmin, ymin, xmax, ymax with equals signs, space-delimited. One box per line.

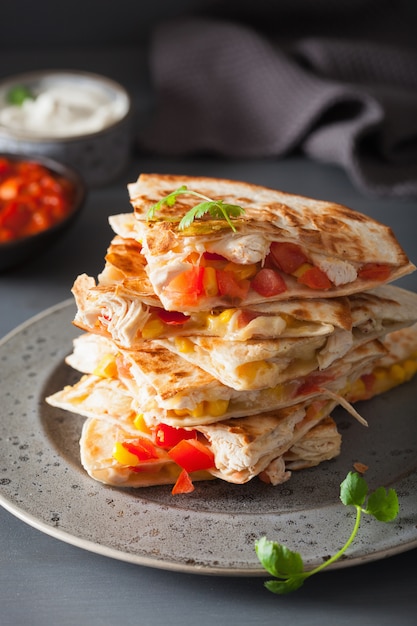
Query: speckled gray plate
xmin=1 ymin=300 xmax=417 ymax=576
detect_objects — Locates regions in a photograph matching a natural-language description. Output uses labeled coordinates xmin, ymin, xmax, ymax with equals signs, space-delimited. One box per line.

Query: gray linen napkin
xmin=141 ymin=15 xmax=417 ymax=197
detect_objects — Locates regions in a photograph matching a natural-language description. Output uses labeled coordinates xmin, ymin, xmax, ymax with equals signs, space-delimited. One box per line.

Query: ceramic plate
xmin=1 ymin=300 xmax=416 ymax=576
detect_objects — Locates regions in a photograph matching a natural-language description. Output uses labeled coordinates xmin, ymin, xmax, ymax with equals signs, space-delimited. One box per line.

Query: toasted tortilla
xmin=155 ymin=284 xmax=417 ymax=389
xmin=108 ymin=173 xmax=416 ymax=311
xmin=49 ymin=324 xmax=417 ymax=490
xmin=282 ymin=416 xmax=342 ymax=471
xmin=80 ymin=401 xmax=334 ymax=487
xmin=72 ymin=261 xmax=355 ymax=348
xmin=62 ymin=332 xmax=385 ymax=427
xmin=79 ymin=417 xmax=213 ymax=488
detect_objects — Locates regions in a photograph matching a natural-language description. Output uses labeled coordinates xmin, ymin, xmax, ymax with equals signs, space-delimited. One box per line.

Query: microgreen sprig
xmin=255 ymin=471 xmax=399 ymax=595
xmin=6 ymin=84 xmax=34 ymax=106
xmin=146 ymin=185 xmax=245 ymax=232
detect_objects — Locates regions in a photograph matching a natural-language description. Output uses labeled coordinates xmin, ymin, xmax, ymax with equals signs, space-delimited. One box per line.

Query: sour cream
xmin=0 ymin=81 xmax=129 ymax=138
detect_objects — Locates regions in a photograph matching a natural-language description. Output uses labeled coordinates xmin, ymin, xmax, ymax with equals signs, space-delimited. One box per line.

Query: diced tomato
xmin=236 ymin=309 xmax=260 ymax=328
xmin=122 ymin=438 xmax=159 ymax=461
xmin=153 ymin=423 xmax=197 ymax=449
xmin=297 ymin=374 xmax=331 ymax=396
xmin=361 ymin=373 xmax=376 ymax=393
xmin=269 ymin=242 xmax=308 ymax=274
xmin=297 ymin=266 xmax=332 ymax=290
xmin=167 ymin=266 xmax=205 ymax=295
xmin=156 ymin=309 xmax=191 ymax=325
xmin=172 ymin=469 xmax=195 ymax=495
xmin=216 ymin=270 xmax=250 ymax=300
xmin=168 ymin=439 xmax=215 ymax=473
xmin=251 ymin=268 xmax=287 ymax=297
xmin=358 ymin=263 xmax=391 ymax=282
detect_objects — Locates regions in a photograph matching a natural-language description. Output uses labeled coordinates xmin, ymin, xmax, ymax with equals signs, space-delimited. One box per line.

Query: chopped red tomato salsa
xmin=0 ymin=157 xmax=75 ymax=242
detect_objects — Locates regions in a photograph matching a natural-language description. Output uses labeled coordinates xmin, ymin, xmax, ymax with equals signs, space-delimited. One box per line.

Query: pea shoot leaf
xmin=255 ymin=471 xmax=400 ymax=596
xmin=6 ymin=85 xmax=34 ymax=106
xmin=146 ymin=185 xmax=245 ymax=232
xmin=340 ymin=471 xmax=368 ymax=507
xmin=365 ymin=486 xmax=399 ymax=522
xmin=255 ymin=537 xmax=304 ymax=579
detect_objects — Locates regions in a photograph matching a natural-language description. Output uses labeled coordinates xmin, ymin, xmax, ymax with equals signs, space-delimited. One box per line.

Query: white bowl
xmin=0 ymin=70 xmax=133 ymax=187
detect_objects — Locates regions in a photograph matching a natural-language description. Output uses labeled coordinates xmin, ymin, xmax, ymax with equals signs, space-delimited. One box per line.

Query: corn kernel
xmin=93 ymin=354 xmax=118 ymax=378
xmin=174 ymin=337 xmax=195 ymax=353
xmin=271 ymin=384 xmax=285 ymax=400
xmin=133 ymin=413 xmax=151 ymax=434
xmin=184 ymin=252 xmax=201 ymax=264
xmin=224 ymin=261 xmax=258 ymax=280
xmin=206 ymin=399 xmax=229 ymax=416
xmin=191 ymin=402 xmax=206 ymax=418
xmin=390 ymin=363 xmax=406 ymax=383
xmin=172 ymin=408 xmax=191 ymax=417
xmin=218 ymin=309 xmax=235 ymax=324
xmin=403 ymin=359 xmax=417 ymax=380
xmin=141 ymin=318 xmax=165 ymax=339
xmin=349 ymin=378 xmax=366 ymax=399
xmin=373 ymin=367 xmax=388 ymax=380
xmin=71 ymin=393 xmax=89 ymax=404
xmin=202 ymin=266 xmax=219 ymax=296
xmin=236 ymin=360 xmax=272 ymax=382
xmin=112 ymin=441 xmax=139 ymax=466
xmin=292 ymin=263 xmax=313 ymax=278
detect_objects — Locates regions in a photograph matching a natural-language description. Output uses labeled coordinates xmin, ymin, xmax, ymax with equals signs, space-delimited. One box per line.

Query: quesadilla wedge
xmin=59 ymin=332 xmax=385 ymax=427
xmin=77 ymin=398 xmax=339 ymax=490
xmin=72 ymin=266 xmax=353 ymax=348
xmin=282 ymin=417 xmax=342 ymax=471
xmin=346 ymin=322 xmax=417 ymax=402
xmin=154 ymin=284 xmax=417 ymax=389
xmin=107 ymin=173 xmax=415 ymax=311
xmin=79 ymin=417 xmax=214 ymax=489
xmin=47 ymin=324 xmax=417 ymax=492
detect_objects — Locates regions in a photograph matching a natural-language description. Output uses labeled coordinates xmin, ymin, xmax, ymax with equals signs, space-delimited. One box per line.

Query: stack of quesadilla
xmin=46 ymin=174 xmax=417 ymax=494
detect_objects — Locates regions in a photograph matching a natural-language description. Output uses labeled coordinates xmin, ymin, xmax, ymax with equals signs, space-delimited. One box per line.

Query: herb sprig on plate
xmin=146 ymin=185 xmax=245 ymax=232
xmin=255 ymin=471 xmax=399 ymax=595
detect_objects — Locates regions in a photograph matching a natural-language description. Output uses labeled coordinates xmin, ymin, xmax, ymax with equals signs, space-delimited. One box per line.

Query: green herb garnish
xmin=255 ymin=471 xmax=399 ymax=595
xmin=6 ymin=85 xmax=34 ymax=106
xmin=147 ymin=185 xmax=245 ymax=232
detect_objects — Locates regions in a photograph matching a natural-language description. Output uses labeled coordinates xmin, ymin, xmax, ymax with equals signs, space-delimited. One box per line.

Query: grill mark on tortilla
xmin=129 ymin=173 xmax=412 ymax=267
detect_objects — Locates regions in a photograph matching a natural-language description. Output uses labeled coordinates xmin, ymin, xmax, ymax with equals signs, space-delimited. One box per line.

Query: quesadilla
xmin=46 ymin=324 xmax=417 ymax=492
xmin=154 ymin=284 xmax=417 ymax=389
xmin=105 ymin=173 xmax=415 ymax=311
xmin=53 ymin=332 xmax=385 ymax=427
xmin=282 ymin=417 xmax=342 ymax=472
xmin=77 ymin=398 xmax=339 ymax=490
xmin=72 ymin=264 xmax=353 ymax=347
xmin=79 ymin=417 xmax=214 ymax=489
xmin=346 ymin=322 xmax=417 ymax=402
